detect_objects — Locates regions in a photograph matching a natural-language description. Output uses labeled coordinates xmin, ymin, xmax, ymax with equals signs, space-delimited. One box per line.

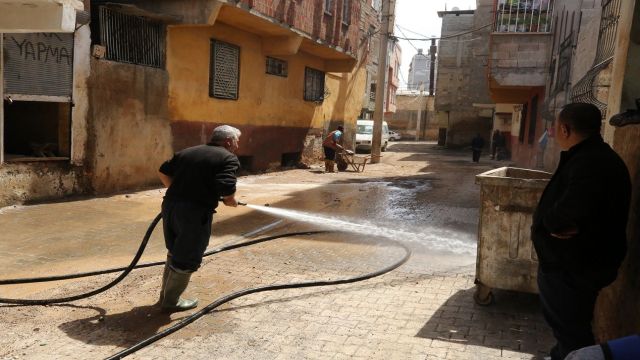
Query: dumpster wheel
xmin=473 ymin=283 xmax=494 ymax=306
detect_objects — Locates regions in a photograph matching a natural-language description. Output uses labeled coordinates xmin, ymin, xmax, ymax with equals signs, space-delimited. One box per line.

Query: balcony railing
xmin=495 ymin=0 xmax=554 ymax=33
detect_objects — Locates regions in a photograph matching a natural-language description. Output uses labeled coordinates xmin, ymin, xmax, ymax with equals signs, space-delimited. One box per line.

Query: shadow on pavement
xmin=58 ymin=304 xmax=177 ymax=347
xmin=416 ymin=287 xmax=553 ymax=359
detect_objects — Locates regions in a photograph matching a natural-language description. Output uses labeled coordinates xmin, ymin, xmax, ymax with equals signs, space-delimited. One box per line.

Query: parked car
xmin=388 ymin=131 xmax=401 ymax=141
xmin=355 ymin=119 xmax=389 ymax=152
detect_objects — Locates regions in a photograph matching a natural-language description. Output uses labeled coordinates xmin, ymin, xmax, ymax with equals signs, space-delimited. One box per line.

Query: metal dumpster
xmin=474 ymin=167 xmax=551 ymax=305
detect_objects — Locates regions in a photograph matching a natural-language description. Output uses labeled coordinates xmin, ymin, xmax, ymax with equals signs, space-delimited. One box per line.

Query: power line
xmin=394 ymin=24 xmax=421 ymax=53
xmin=395 ymin=24 xmax=433 ymax=39
xmin=393 ymin=22 xmax=493 ymax=41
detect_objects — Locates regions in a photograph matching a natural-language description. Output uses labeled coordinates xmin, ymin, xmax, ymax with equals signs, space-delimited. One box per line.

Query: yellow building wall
xmin=166 ymin=22 xmax=366 ymax=169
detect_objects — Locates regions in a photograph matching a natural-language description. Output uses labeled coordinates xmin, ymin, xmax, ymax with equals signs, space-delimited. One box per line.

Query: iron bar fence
xmin=570 ymin=0 xmax=622 ymax=117
xmin=552 ymin=32 xmax=572 ymax=95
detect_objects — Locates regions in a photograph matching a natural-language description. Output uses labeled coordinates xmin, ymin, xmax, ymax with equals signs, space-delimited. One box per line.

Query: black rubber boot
xmin=160 ymin=267 xmax=198 ymax=313
xmin=158 ymin=255 xmax=171 ymax=304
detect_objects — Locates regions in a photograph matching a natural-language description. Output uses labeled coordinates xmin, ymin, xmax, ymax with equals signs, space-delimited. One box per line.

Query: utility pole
xmin=371 ymin=0 xmax=394 ymax=163
xmin=428 ymin=38 xmax=436 ymax=95
xmin=414 ymin=84 xmax=423 ymax=141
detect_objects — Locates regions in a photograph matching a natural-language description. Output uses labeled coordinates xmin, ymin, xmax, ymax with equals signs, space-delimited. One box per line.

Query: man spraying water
xmin=157 ymin=125 xmax=241 ymax=312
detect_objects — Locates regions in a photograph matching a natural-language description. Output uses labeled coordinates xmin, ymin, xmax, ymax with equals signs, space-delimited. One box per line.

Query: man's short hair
xmin=209 ymin=125 xmax=241 ymax=144
xmin=558 ymin=103 xmax=602 ymax=136
xmin=337 ymin=125 xmax=344 ymax=131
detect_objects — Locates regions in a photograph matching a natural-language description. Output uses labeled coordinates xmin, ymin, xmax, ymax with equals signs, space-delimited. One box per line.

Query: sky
xmin=394 ymin=0 xmax=477 ymax=89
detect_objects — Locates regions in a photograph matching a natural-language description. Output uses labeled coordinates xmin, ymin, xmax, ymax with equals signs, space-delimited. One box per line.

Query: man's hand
xmin=158 ymin=171 xmax=172 ymax=188
xmin=222 ymin=194 xmax=238 ymax=207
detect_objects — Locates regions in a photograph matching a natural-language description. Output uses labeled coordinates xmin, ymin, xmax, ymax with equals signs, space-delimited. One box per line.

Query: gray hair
xmin=209 ymin=125 xmax=241 ymax=143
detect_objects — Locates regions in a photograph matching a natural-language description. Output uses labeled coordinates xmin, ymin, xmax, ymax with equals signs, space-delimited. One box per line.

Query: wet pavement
xmin=0 ymin=142 xmax=554 ymax=359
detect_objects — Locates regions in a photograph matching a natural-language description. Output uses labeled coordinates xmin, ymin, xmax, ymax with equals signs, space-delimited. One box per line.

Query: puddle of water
xmin=246 ymin=205 xmax=476 ymax=255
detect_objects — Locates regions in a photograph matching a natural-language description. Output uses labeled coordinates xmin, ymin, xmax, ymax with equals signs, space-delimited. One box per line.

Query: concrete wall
xmin=0 ymin=162 xmax=86 ymax=207
xmin=594 ymin=1 xmax=640 ymax=341
xmin=85 ymin=59 xmax=173 ymax=193
xmin=166 ymin=22 xmax=366 ymax=170
xmin=490 ymin=34 xmax=552 ymax=87
xmin=386 ymin=94 xmax=436 ymax=140
xmin=435 ymin=1 xmax=494 ymax=147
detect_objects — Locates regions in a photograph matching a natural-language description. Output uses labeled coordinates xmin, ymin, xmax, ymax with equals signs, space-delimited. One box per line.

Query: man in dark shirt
xmin=157 ymin=125 xmax=241 ymax=312
xmin=532 ymin=103 xmax=631 ymax=360
xmin=471 ymin=133 xmax=485 ymax=162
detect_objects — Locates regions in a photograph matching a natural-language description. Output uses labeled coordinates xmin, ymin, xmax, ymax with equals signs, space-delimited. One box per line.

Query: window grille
xmin=210 ymin=40 xmax=240 ymax=100
xmin=304 ymin=67 xmax=325 ymax=102
xmin=266 ymin=57 xmax=288 ymax=77
xmin=495 ymin=0 xmax=554 ymax=33
xmin=342 ymin=0 xmax=351 ymax=24
xmin=369 ymin=83 xmax=377 ymax=102
xmin=99 ymin=7 xmax=166 ymax=68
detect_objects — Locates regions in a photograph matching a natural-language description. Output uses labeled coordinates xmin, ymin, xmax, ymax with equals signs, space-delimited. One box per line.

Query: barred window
xmin=266 ymin=57 xmax=288 ymax=77
xmin=99 ymin=7 xmax=166 ymax=68
xmin=304 ymin=67 xmax=325 ymax=102
xmin=210 ymin=40 xmax=240 ymax=100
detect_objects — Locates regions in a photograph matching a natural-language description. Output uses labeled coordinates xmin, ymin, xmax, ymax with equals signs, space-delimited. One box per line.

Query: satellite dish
xmin=452 ymin=6 xmax=460 ymax=10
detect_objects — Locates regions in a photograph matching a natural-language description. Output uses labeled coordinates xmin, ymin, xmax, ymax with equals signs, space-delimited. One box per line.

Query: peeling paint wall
xmin=166 ymin=22 xmax=366 ymax=170
xmin=0 ymin=163 xmax=86 ymax=207
xmin=86 ymin=59 xmax=173 ymax=193
xmin=0 ymin=24 xmax=92 ymax=207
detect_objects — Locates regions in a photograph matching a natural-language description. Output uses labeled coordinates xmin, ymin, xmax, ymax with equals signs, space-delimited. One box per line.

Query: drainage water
xmin=247 ymin=205 xmax=476 ymax=255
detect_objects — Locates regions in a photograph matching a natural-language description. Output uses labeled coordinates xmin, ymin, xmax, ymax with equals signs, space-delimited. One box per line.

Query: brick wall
xmin=239 ymin=0 xmax=361 ymax=53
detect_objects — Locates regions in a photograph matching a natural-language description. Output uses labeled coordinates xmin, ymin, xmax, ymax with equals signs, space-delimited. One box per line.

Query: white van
xmin=355 ymin=119 xmax=390 ymax=152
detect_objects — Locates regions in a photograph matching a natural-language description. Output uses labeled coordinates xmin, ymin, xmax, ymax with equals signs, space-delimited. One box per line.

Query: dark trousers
xmin=161 ymin=199 xmax=213 ymax=272
xmin=472 ymin=149 xmax=481 ymax=162
xmin=323 ymin=146 xmax=336 ymax=161
xmin=537 ymin=268 xmax=600 ymax=360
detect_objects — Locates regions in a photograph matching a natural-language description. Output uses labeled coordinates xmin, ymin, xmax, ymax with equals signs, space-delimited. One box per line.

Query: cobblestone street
xmin=0 ymin=142 xmax=554 ymax=359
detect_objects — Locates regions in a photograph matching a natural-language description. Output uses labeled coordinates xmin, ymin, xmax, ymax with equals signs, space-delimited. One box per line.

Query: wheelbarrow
xmin=336 ymin=150 xmax=371 ymax=172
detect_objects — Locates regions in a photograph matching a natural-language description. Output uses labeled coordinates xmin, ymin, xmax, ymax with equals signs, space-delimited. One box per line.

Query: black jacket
xmin=471 ymin=136 xmax=485 ymax=150
xmin=532 ymin=136 xmax=630 ymax=288
xmin=159 ymin=144 xmax=240 ymax=210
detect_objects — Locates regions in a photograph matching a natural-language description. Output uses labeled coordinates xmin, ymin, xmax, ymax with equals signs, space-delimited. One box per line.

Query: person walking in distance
xmin=471 ymin=133 xmax=485 ymax=162
xmin=157 ymin=125 xmax=241 ymax=312
xmin=491 ymin=130 xmax=505 ymax=160
xmin=532 ymin=103 xmax=631 ymax=360
xmin=322 ymin=125 xmax=345 ymax=173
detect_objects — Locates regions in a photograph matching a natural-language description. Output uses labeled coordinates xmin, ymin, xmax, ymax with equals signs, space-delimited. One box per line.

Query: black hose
xmin=0 ymin=212 xmax=411 ymax=358
xmin=0 ymin=230 xmax=330 ymax=285
xmin=106 ymin=239 xmax=411 ymax=360
xmin=0 ymin=214 xmax=162 ymax=306
xmin=0 ymin=214 xmax=329 ymax=303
